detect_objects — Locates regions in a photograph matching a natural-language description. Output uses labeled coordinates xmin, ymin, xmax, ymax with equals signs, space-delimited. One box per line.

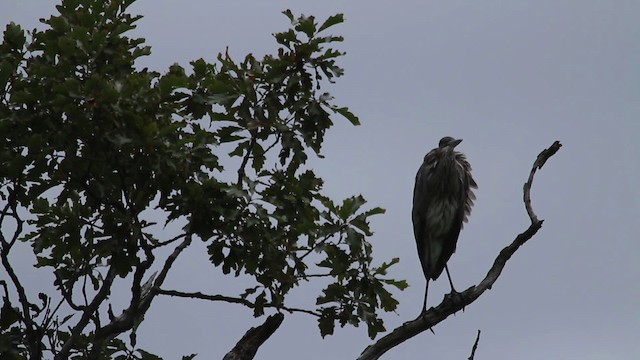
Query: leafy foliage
xmin=0 ymin=0 xmax=406 ymax=358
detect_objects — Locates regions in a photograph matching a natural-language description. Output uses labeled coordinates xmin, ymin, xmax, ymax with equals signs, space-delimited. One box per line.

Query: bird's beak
xmin=451 ymin=138 xmax=463 ymax=148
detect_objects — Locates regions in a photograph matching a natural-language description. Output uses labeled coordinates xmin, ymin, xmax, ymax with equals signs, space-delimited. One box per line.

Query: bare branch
xmin=223 ymin=313 xmax=285 ymax=360
xmin=54 ymin=273 xmax=85 ymax=312
xmin=237 ymin=136 xmax=257 ymax=186
xmin=90 ymin=235 xmax=193 ymax=350
xmin=156 ymin=288 xmax=321 ymax=317
xmin=358 ymin=141 xmax=562 ymax=360
xmin=151 ymin=233 xmax=187 ymax=248
xmin=153 ymin=234 xmax=193 ymax=288
xmin=156 ymin=289 xmax=254 ymax=306
xmin=0 ymin=184 xmax=43 ymax=358
xmin=524 ymin=140 xmax=562 ymax=222
xmin=262 ymin=133 xmax=282 ymax=154
xmin=55 ymin=266 xmax=118 ymax=360
xmin=41 ymin=296 xmax=67 ymax=333
xmin=468 ymin=330 xmax=481 ymax=360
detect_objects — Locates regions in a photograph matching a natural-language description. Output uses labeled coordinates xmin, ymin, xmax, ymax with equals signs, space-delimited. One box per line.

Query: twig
xmin=151 ymin=233 xmax=187 ymax=248
xmin=237 ymin=136 xmax=257 ymax=186
xmin=524 ymin=140 xmax=561 ymax=222
xmin=55 ymin=266 xmax=118 ymax=360
xmin=468 ymin=330 xmax=481 ymax=360
xmin=55 ymin=273 xmax=85 ymax=311
xmin=357 ymin=141 xmax=562 ymax=360
xmin=156 ymin=288 xmax=321 ymax=317
xmin=0 ymin=184 xmax=42 ymax=358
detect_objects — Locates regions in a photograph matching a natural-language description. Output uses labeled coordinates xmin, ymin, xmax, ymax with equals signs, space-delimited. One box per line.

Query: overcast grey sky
xmin=2 ymin=1 xmax=639 ymax=359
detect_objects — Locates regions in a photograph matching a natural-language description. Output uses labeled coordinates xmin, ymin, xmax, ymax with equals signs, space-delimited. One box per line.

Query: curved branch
xmin=524 ymin=140 xmax=561 ymax=222
xmin=1 ymin=184 xmax=43 ymax=358
xmin=55 ymin=266 xmax=118 ymax=360
xmin=358 ymin=141 xmax=562 ymax=360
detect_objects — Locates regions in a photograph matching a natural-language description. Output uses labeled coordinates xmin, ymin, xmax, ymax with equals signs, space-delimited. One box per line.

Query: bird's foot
xmin=419 ymin=309 xmax=436 ymax=334
xmin=446 ymin=289 xmax=466 ymax=313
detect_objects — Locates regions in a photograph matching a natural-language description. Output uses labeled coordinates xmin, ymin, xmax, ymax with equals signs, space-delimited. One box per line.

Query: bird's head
xmin=438 ymin=136 xmax=463 ymax=150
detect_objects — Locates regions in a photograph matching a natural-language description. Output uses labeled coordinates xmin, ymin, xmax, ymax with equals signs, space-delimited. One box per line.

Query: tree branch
xmin=237 ymin=136 xmax=257 ymax=186
xmin=89 ymin=235 xmax=193 ymax=352
xmin=524 ymin=140 xmax=561 ymax=222
xmin=55 ymin=265 xmax=118 ymax=360
xmin=155 ymin=288 xmax=321 ymax=317
xmin=0 ymin=184 xmax=43 ymax=359
xmin=468 ymin=330 xmax=481 ymax=360
xmin=223 ymin=313 xmax=285 ymax=360
xmin=358 ymin=141 xmax=562 ymax=360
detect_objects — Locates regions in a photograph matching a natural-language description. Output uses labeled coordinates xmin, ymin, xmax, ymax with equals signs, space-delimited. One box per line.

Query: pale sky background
xmin=1 ymin=1 xmax=639 ymax=359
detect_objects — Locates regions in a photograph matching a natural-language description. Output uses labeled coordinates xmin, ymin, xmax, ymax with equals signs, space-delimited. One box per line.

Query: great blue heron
xmin=412 ymin=136 xmax=477 ymax=313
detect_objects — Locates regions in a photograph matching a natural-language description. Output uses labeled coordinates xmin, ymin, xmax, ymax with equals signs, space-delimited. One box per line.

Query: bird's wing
xmin=437 ymin=171 xmax=467 ymax=269
xmin=431 ymin=154 xmax=477 ymax=277
xmin=412 ymin=153 xmax=436 ymax=279
xmin=461 ymin=155 xmax=478 ymax=224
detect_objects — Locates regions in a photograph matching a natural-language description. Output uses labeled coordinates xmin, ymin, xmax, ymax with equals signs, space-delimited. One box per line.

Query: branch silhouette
xmin=468 ymin=330 xmax=481 ymax=360
xmin=358 ymin=141 xmax=562 ymax=360
xmin=223 ymin=313 xmax=285 ymax=360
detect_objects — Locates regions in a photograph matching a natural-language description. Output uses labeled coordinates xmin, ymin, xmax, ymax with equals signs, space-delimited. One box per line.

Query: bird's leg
xmin=444 ymin=265 xmax=457 ymax=293
xmin=444 ymin=265 xmax=465 ymax=311
xmin=421 ymin=280 xmax=436 ymax=334
xmin=422 ymin=280 xmax=430 ymax=314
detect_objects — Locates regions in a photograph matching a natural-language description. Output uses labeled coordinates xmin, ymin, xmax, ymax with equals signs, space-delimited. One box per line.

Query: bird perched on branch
xmin=412 ymin=136 xmax=477 ymax=313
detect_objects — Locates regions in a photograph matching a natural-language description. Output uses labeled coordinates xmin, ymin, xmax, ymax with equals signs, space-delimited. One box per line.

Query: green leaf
xmin=60 ymin=313 xmax=75 ymax=326
xmin=318 ymin=14 xmax=344 ymax=33
xmin=373 ymin=257 xmax=400 ymax=275
xmin=377 ymin=286 xmax=399 ymax=312
xmin=251 ymin=142 xmax=265 ymax=172
xmin=32 ymin=198 xmax=50 ymax=213
xmin=332 ymin=106 xmax=360 ymax=126
xmin=0 ymin=300 xmax=21 ymax=330
xmin=3 ymin=22 xmax=26 ymax=49
xmin=208 ymin=242 xmax=225 ymax=266
xmin=253 ymin=291 xmax=266 ymax=317
xmin=282 ymin=9 xmax=295 ymax=23
xmin=296 ymin=15 xmax=316 ymax=38
xmin=366 ymin=318 xmax=386 ymax=339
xmin=383 ymin=278 xmax=409 ymax=291
xmin=229 ymin=140 xmax=249 ymax=157
xmin=349 ymin=218 xmax=371 ymax=236
xmin=191 ymin=58 xmax=208 ymax=76
xmin=273 ymin=29 xmax=298 ymax=48
xmin=158 ymin=71 xmax=189 ymax=97
xmin=338 ymin=195 xmax=366 ymax=220
xmin=138 ymin=349 xmax=163 ymax=360
xmin=318 ymin=308 xmax=336 ymax=337
xmin=364 ymin=207 xmax=386 ymax=217
xmin=218 ymin=126 xmax=246 ymax=143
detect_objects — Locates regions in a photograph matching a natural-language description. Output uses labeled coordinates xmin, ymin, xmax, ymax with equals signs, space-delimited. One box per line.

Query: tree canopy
xmin=0 ymin=1 xmax=407 ymax=358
